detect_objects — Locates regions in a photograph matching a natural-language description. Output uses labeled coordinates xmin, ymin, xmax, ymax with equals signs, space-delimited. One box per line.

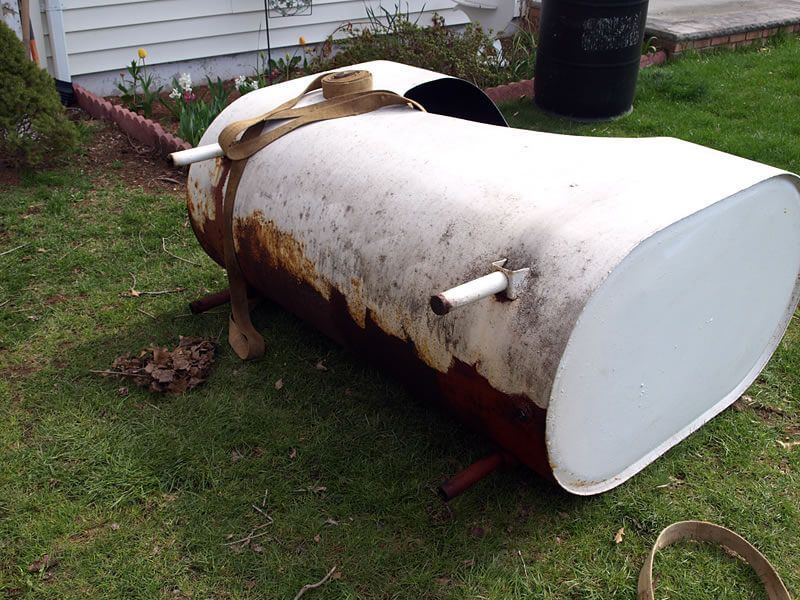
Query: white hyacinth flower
xmin=177 ymin=73 xmax=192 ymax=91
xmin=234 ymin=75 xmax=247 ymax=88
xmin=169 ymin=88 xmax=181 ymax=100
xmin=248 ymin=80 xmax=259 ymax=90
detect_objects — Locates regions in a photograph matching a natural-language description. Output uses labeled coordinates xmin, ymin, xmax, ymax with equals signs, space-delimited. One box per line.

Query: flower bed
xmin=102 ymin=9 xmax=539 ymax=152
xmin=81 ymin=21 xmax=666 ymax=158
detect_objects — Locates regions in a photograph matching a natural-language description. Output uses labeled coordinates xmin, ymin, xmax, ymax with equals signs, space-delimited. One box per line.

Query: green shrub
xmin=500 ymin=27 xmax=537 ymax=82
xmin=0 ymin=21 xmax=79 ymax=168
xmin=313 ymin=8 xmax=511 ymax=89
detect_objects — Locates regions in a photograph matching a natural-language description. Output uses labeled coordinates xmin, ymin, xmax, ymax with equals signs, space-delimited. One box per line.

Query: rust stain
xmin=234 ymin=210 xmax=331 ymax=299
xmin=221 ymin=238 xmax=553 ymax=481
xmin=187 ymin=158 xmax=230 ymax=267
xmin=186 ymin=188 xmax=195 ymax=223
xmin=186 ymin=184 xmax=552 ymax=482
xmin=409 ymin=328 xmax=442 ymax=371
xmin=437 ymin=360 xmax=551 ymax=479
xmin=210 ymin=156 xmax=227 ymax=189
xmin=348 ymin=276 xmax=367 ymax=328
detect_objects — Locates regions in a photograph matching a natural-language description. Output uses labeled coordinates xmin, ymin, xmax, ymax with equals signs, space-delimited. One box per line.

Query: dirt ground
xmin=1 ymin=107 xmax=187 ymax=194
xmin=76 ymin=109 xmax=188 ymax=194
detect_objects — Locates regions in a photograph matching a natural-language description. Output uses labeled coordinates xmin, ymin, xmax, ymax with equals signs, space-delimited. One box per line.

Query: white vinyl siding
xmin=38 ymin=0 xmax=468 ymax=76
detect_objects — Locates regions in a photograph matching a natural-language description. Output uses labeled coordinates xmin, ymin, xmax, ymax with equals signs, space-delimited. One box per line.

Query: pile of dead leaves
xmin=104 ymin=336 xmax=215 ymax=394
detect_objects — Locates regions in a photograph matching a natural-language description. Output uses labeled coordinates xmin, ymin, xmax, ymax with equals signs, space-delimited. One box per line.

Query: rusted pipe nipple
xmin=430 ymin=259 xmax=531 ymax=315
xmin=430 ymin=294 xmax=453 ymax=316
xmin=438 ymin=452 xmax=511 ymax=501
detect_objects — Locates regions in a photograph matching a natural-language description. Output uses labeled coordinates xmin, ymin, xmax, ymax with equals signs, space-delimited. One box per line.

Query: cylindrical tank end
xmin=438 ymin=452 xmax=509 ymax=501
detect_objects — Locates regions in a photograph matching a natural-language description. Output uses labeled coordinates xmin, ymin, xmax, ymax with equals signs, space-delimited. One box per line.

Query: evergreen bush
xmin=0 ymin=21 xmax=79 ymax=168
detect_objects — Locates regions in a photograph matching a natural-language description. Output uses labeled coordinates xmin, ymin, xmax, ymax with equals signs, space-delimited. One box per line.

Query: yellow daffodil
xmin=299 ymin=36 xmax=306 ymax=46
xmin=137 ymin=47 xmax=147 ymax=59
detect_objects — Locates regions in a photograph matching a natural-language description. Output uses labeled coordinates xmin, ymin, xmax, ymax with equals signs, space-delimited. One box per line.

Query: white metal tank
xmin=183 ymin=61 xmax=800 ymax=495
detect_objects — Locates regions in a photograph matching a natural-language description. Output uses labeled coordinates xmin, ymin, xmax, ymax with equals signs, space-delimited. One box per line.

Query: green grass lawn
xmin=1 ymin=38 xmax=799 ymax=599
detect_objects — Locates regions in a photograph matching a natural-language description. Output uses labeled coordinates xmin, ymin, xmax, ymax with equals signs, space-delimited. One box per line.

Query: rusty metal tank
xmin=184 ymin=61 xmax=800 ymax=495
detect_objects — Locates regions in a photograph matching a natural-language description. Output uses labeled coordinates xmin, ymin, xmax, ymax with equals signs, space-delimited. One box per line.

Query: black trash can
xmin=55 ymin=79 xmax=74 ymax=107
xmin=534 ymin=0 xmax=649 ymax=120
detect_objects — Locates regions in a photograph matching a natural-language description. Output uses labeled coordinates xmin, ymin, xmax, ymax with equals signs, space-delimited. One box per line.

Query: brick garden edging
xmin=74 ymin=51 xmax=669 ymax=155
xmin=483 ymin=50 xmax=666 ymax=105
xmin=72 ymin=84 xmax=191 ymax=155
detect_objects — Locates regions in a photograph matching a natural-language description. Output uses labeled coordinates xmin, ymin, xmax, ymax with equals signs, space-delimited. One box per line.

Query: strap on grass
xmin=638 ymin=521 xmax=791 ymax=600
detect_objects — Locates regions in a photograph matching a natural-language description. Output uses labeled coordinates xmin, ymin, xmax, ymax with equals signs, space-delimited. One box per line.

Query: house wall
xmin=2 ymin=0 xmax=24 ymax=39
xmin=32 ymin=0 xmax=472 ymax=95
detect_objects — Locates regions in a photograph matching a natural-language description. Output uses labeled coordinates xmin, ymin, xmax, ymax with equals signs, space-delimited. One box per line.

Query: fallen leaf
xmin=244 ymin=580 xmax=257 ymax=590
xmin=295 ymin=483 xmax=327 ymax=494
xmin=28 ymin=554 xmax=58 ymax=573
xmin=251 ymin=543 xmax=264 ymax=553
xmin=463 ymin=558 xmax=475 ymax=567
xmin=152 ymin=368 xmax=175 ymax=383
xmin=436 ymin=576 xmax=451 ymax=586
xmin=721 ymin=545 xmax=746 ymax=562
xmin=656 ymin=476 xmax=686 ymax=489
xmin=778 ymin=440 xmax=800 ymax=450
xmin=614 ymin=527 xmax=625 ymax=544
xmin=105 ymin=337 xmax=215 ymax=394
xmin=289 ymin=448 xmax=297 ymax=460
xmin=275 ymin=379 xmax=284 ymax=390
xmin=315 ymin=360 xmax=328 ymax=371
xmin=152 ymin=347 xmax=170 ymax=365
xmin=324 ymin=518 xmax=339 ymax=526
xmin=469 ymin=526 xmax=485 ymax=539
xmin=68 ymin=524 xmax=105 ymax=544
xmin=110 ymin=523 xmax=120 ymax=531
xmin=313 ymin=534 xmax=321 ymax=543
xmin=331 ymin=571 xmax=342 ymax=580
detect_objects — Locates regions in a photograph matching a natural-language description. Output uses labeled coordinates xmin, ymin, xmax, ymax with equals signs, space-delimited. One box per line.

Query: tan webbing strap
xmin=321 ymin=70 xmax=373 ymax=99
xmin=223 ymin=91 xmax=424 ymax=161
xmin=638 ymin=521 xmax=792 ymax=600
xmin=217 ymin=71 xmax=424 ymax=359
xmin=221 ymin=125 xmax=266 ymax=360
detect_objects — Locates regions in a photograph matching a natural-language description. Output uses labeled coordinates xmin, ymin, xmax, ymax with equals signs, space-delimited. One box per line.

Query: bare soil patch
xmin=74 ymin=109 xmax=187 ymax=194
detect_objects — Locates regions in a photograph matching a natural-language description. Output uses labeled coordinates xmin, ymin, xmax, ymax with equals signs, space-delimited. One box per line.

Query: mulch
xmin=1 ymin=108 xmax=187 ymax=194
xmin=75 ymin=108 xmax=187 ymax=194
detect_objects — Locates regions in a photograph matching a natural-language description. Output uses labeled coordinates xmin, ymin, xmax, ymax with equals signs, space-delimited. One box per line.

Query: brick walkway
xmin=526 ymin=0 xmax=800 ymax=54
xmin=647 ymin=0 xmax=800 ymax=52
